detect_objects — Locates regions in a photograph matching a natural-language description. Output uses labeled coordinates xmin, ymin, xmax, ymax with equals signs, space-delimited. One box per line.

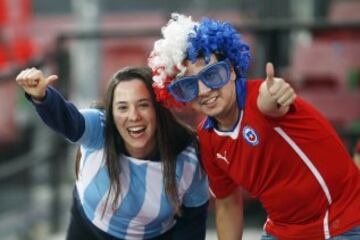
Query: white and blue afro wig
xmin=148 ymin=13 xmax=251 ymax=108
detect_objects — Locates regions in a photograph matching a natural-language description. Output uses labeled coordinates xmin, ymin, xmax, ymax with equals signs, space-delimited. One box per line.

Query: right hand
xmin=16 ymin=67 xmax=58 ymax=101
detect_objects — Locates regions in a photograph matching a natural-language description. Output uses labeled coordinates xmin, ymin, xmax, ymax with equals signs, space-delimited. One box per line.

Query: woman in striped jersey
xmin=16 ymin=66 xmax=209 ymax=239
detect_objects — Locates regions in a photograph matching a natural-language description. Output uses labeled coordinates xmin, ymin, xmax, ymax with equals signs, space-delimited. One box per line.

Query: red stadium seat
xmin=291 ymin=42 xmax=360 ymax=92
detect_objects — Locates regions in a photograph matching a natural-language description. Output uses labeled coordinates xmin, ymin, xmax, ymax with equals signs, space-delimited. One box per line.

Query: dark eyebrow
xmin=138 ymin=98 xmax=152 ymax=104
xmin=114 ymin=98 xmax=152 ymax=105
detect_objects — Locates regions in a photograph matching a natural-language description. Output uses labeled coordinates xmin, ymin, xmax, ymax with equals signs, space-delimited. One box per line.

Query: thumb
xmin=45 ymin=75 xmax=58 ymax=86
xmin=265 ymin=62 xmax=275 ymax=90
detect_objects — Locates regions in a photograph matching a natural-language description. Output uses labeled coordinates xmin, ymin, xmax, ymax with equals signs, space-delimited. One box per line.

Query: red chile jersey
xmin=198 ymin=79 xmax=360 ymax=239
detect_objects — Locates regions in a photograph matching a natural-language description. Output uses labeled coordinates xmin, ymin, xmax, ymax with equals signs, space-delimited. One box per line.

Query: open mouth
xmin=201 ymin=96 xmax=217 ymax=106
xmin=127 ymin=126 xmax=146 ymax=137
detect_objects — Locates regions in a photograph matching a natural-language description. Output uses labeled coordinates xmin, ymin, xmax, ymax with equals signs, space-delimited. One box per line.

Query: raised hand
xmin=265 ymin=62 xmax=296 ymax=109
xmin=16 ymin=68 xmax=58 ymax=101
xmin=258 ymin=62 xmax=296 ymax=117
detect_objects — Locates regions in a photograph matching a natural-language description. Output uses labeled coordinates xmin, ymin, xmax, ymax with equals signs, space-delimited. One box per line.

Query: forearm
xmin=215 ymin=191 xmax=244 ymax=240
xmin=27 ymin=86 xmax=85 ymax=141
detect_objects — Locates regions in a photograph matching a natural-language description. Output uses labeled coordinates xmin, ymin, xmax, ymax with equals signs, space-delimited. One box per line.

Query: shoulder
xmin=177 ymin=144 xmax=199 ymax=165
xmin=77 ymin=109 xmax=105 ymax=148
xmin=80 ymin=109 xmax=105 ymax=126
xmin=246 ymin=79 xmax=263 ymax=100
xmin=80 ymin=108 xmax=105 ymax=119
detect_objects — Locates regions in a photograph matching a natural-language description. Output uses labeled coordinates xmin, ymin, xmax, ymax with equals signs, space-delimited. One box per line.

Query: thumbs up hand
xmin=258 ymin=62 xmax=296 ymax=117
xmin=265 ymin=62 xmax=275 ymax=90
xmin=16 ymin=68 xmax=58 ymax=102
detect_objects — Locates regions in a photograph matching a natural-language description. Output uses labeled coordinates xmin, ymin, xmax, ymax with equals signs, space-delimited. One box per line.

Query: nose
xmin=128 ymin=107 xmax=141 ymax=121
xmin=198 ymin=80 xmax=211 ymax=96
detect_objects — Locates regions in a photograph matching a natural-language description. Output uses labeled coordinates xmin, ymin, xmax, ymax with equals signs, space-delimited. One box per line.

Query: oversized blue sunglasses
xmin=167 ymin=59 xmax=231 ymax=102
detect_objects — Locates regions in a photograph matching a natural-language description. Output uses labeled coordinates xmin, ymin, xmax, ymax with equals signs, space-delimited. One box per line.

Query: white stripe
xmin=125 ymin=162 xmax=163 ymax=239
xmin=76 ymin=149 xmax=105 ymax=202
xmin=184 ymin=145 xmax=196 ymax=155
xmin=182 ymin=150 xmax=198 ymax=165
xmin=92 ymin=157 xmax=131 ymax=231
xmin=274 ymin=127 xmax=332 ymax=238
xmin=178 ymin=161 xmax=197 ymax=199
xmin=323 ymin=209 xmax=330 ymax=239
xmin=274 ymin=127 xmax=332 ymax=204
xmin=208 ymin=187 xmax=216 ymax=198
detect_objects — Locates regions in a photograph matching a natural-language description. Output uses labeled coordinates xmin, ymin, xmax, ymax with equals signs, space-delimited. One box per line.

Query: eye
xmin=202 ymin=66 xmax=218 ymax=79
xmin=138 ymin=102 xmax=151 ymax=109
xmin=117 ymin=105 xmax=128 ymax=111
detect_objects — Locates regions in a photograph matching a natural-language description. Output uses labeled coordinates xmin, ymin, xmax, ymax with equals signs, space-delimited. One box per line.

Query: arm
xmin=16 ymin=68 xmax=85 ymax=141
xmin=257 ymin=63 xmax=296 ymax=117
xmin=215 ymin=188 xmax=244 ymax=240
xmin=172 ymin=201 xmax=209 ymax=240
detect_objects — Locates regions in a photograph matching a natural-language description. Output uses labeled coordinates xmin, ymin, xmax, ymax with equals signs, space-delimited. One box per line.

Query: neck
xmin=216 ymin=101 xmax=239 ymax=131
xmin=126 ymin=144 xmax=157 ymax=160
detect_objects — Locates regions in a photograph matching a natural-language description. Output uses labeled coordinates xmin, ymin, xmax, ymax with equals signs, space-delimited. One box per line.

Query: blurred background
xmin=0 ymin=0 xmax=359 ymax=239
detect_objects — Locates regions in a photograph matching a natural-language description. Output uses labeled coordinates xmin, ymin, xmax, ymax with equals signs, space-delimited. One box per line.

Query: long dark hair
xmin=103 ymin=66 xmax=196 ymax=214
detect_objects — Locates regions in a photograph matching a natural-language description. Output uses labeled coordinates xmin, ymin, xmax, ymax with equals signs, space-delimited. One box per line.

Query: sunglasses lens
xmin=167 ymin=60 xmax=230 ymax=103
xmin=168 ymin=78 xmax=198 ymax=102
xmin=202 ymin=62 xmax=230 ymax=88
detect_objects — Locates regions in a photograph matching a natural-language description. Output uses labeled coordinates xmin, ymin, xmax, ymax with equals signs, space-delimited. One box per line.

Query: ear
xmin=229 ymin=64 xmax=237 ymax=82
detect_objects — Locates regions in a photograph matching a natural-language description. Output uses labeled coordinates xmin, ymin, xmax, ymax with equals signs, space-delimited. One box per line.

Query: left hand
xmin=258 ymin=62 xmax=296 ymax=117
xmin=265 ymin=62 xmax=296 ymax=109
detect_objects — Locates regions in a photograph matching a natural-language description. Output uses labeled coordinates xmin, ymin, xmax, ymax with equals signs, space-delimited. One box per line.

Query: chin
xmin=202 ymin=106 xmax=223 ymax=117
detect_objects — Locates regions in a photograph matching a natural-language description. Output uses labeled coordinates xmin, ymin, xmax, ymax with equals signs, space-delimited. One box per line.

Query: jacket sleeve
xmin=171 ymin=201 xmax=209 ymax=240
xmin=26 ymin=86 xmax=85 ymax=142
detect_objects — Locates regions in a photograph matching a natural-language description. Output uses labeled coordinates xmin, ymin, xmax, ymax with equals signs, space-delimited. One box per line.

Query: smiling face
xmin=185 ymin=55 xmax=238 ymax=125
xmin=112 ymin=79 xmax=157 ymax=159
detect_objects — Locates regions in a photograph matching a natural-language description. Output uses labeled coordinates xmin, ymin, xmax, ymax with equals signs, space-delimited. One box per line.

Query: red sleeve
xmin=198 ymin=129 xmax=237 ymax=199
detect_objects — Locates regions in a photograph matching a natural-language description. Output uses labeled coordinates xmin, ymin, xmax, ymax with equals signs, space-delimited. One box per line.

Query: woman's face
xmin=112 ymin=79 xmax=157 ymax=159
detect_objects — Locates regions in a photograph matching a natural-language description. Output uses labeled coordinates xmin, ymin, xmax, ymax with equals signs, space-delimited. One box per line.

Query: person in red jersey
xmin=148 ymin=13 xmax=360 ymax=240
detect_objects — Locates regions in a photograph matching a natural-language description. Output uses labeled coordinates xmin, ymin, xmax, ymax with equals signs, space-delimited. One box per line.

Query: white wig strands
xmin=149 ymin=13 xmax=198 ymax=87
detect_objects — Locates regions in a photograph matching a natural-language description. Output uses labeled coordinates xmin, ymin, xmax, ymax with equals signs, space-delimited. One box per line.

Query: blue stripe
xmin=78 ymin=109 xmax=104 ymax=149
xmin=82 ymin=167 xmax=110 ymax=221
xmin=182 ymin=163 xmax=209 ymax=207
xmin=176 ymin=154 xmax=186 ymax=185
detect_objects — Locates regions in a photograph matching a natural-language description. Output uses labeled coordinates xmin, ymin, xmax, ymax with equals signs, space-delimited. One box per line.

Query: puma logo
xmin=216 ymin=151 xmax=229 ymax=164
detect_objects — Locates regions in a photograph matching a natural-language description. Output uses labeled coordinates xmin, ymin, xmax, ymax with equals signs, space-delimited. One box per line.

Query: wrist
xmin=31 ymin=93 xmax=47 ymax=103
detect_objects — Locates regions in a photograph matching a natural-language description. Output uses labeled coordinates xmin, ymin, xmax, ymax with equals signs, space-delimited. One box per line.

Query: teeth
xmin=203 ymin=97 xmax=216 ymax=105
xmin=128 ymin=127 xmax=145 ymax=132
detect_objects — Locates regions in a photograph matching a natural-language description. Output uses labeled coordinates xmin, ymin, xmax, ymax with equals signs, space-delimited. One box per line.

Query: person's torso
xmin=75 ymin=145 xmax=202 ymax=239
xmin=199 ymin=80 xmax=360 ymax=239
xmin=75 ymin=109 xmax=208 ymax=239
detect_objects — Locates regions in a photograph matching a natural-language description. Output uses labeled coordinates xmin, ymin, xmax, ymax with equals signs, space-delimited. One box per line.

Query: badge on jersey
xmin=242 ymin=125 xmax=260 ymax=146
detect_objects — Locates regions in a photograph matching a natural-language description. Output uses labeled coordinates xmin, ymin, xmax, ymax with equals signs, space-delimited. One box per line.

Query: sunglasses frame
xmin=168 ymin=59 xmax=231 ymax=102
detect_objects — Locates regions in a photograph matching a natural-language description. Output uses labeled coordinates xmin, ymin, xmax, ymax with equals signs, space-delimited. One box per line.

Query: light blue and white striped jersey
xmin=75 ymin=109 xmax=209 ymax=239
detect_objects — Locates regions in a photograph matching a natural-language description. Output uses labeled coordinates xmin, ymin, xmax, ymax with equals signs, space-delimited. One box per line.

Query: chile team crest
xmin=242 ymin=125 xmax=260 ymax=146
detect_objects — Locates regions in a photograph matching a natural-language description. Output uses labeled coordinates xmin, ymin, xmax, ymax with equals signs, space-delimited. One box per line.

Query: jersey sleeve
xmin=76 ymin=109 xmax=105 ymax=149
xmin=199 ymin=131 xmax=237 ymax=199
xmin=26 ymin=86 xmax=105 ymax=150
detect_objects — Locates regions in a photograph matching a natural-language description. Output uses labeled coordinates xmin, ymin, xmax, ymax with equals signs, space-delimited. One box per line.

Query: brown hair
xmin=102 ymin=66 xmax=196 ymax=214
